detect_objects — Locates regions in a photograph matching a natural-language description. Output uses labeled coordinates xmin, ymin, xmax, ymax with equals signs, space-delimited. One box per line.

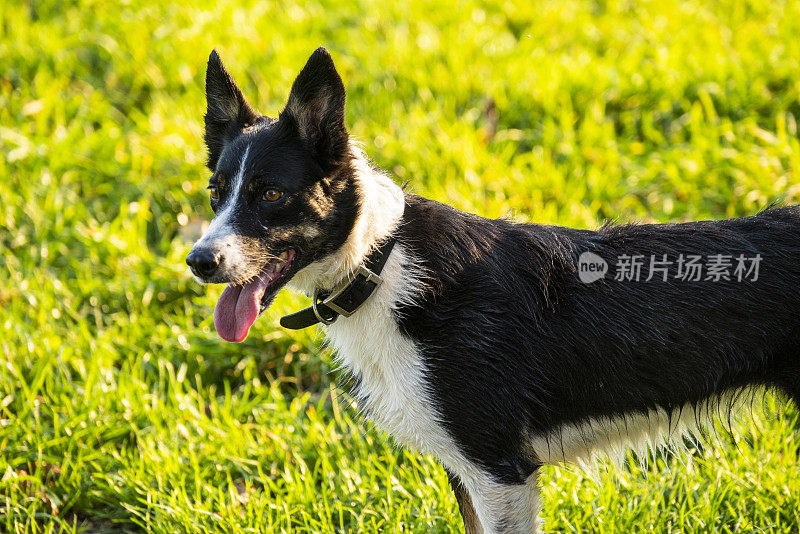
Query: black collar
xmin=280 ymin=233 xmax=398 ymax=329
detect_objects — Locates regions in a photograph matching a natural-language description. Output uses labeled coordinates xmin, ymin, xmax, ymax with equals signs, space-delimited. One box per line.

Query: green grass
xmin=2 ymin=0 xmax=800 ymax=532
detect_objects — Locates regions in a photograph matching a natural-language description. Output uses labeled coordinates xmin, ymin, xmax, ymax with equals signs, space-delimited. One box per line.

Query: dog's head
xmin=186 ymin=48 xmax=360 ymax=342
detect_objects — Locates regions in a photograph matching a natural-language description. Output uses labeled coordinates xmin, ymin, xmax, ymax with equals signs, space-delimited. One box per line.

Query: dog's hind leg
xmin=447 ymin=470 xmax=484 ymax=534
xmin=459 ymin=471 xmax=543 ymax=534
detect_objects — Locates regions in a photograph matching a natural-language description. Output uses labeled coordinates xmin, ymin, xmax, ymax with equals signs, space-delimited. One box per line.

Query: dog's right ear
xmin=281 ymin=47 xmax=349 ymax=170
xmin=204 ymin=50 xmax=259 ymax=170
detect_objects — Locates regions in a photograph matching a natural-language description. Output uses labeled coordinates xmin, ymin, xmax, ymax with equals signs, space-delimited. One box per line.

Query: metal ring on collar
xmin=312 ymin=289 xmax=338 ymax=325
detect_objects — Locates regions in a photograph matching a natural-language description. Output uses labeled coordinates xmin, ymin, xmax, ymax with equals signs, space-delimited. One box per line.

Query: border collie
xmin=186 ymin=48 xmax=800 ymax=533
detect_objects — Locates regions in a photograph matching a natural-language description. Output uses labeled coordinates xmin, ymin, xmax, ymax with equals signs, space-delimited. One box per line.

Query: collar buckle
xmin=279 ymin=225 xmax=400 ymax=330
xmin=316 ymin=265 xmax=383 ymax=318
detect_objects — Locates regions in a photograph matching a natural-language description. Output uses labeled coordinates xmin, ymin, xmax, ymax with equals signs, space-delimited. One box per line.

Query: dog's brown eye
xmin=208 ymin=186 xmax=219 ymax=201
xmin=263 ymin=189 xmax=282 ymax=202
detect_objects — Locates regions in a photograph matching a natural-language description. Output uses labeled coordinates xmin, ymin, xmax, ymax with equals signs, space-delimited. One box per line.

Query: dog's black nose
xmin=186 ymin=248 xmax=221 ymax=278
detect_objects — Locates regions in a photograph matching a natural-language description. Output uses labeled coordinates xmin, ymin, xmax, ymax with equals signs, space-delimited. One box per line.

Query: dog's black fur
xmin=398 ymin=195 xmax=800 ymax=484
xmin=189 ymin=47 xmax=800 ymax=533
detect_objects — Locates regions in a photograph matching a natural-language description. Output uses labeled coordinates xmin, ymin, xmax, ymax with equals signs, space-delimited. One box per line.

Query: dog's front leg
xmin=447 ymin=470 xmax=485 ymax=534
xmin=459 ymin=470 xmax=542 ymax=534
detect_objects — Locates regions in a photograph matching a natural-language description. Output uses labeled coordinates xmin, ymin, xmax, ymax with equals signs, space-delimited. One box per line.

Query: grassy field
xmin=2 ymin=0 xmax=800 ymax=532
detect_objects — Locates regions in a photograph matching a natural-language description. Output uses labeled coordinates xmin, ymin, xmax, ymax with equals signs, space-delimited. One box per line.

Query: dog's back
xmin=396 ymin=196 xmax=800 ymax=479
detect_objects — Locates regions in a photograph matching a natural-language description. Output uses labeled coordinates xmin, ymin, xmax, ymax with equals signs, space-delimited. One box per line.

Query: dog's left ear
xmin=282 ymin=47 xmax=349 ymax=168
xmin=204 ymin=50 xmax=260 ymax=170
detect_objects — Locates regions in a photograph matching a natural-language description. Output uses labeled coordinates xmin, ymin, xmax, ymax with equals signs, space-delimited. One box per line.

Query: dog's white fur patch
xmin=471 ymin=473 xmax=542 ymax=534
xmin=325 ymin=243 xmax=455 ymax=454
xmin=531 ymin=388 xmax=755 ymax=475
xmin=192 ymin=145 xmax=251 ymax=283
xmin=292 ymin=147 xmax=461 ymax=460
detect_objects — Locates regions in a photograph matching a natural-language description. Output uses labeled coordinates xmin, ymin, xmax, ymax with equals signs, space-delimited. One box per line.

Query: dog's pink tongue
xmin=213 ymin=276 xmax=271 ymax=343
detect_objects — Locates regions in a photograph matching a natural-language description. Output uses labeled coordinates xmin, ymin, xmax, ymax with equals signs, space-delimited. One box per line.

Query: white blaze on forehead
xmin=219 ymin=143 xmax=251 ymax=214
xmin=196 ymin=144 xmax=251 ymax=245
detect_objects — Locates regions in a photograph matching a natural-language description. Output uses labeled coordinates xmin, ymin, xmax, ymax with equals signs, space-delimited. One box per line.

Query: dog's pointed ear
xmin=281 ymin=47 xmax=349 ymax=168
xmin=204 ymin=50 xmax=259 ymax=170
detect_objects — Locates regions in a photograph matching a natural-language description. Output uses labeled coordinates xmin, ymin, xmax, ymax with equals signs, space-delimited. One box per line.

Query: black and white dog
xmin=186 ymin=48 xmax=800 ymax=533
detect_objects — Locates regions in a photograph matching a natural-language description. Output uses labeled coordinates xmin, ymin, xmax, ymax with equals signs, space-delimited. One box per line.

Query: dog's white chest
xmin=326 ymin=299 xmax=436 ymax=453
xmin=323 ymin=248 xmax=459 ymax=463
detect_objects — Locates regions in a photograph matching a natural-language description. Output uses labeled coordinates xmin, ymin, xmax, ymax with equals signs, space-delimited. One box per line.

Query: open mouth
xmin=213 ymin=249 xmax=296 ymax=343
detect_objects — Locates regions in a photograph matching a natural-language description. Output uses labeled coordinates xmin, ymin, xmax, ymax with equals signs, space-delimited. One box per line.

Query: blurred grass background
xmin=2 ymin=0 xmax=800 ymax=532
